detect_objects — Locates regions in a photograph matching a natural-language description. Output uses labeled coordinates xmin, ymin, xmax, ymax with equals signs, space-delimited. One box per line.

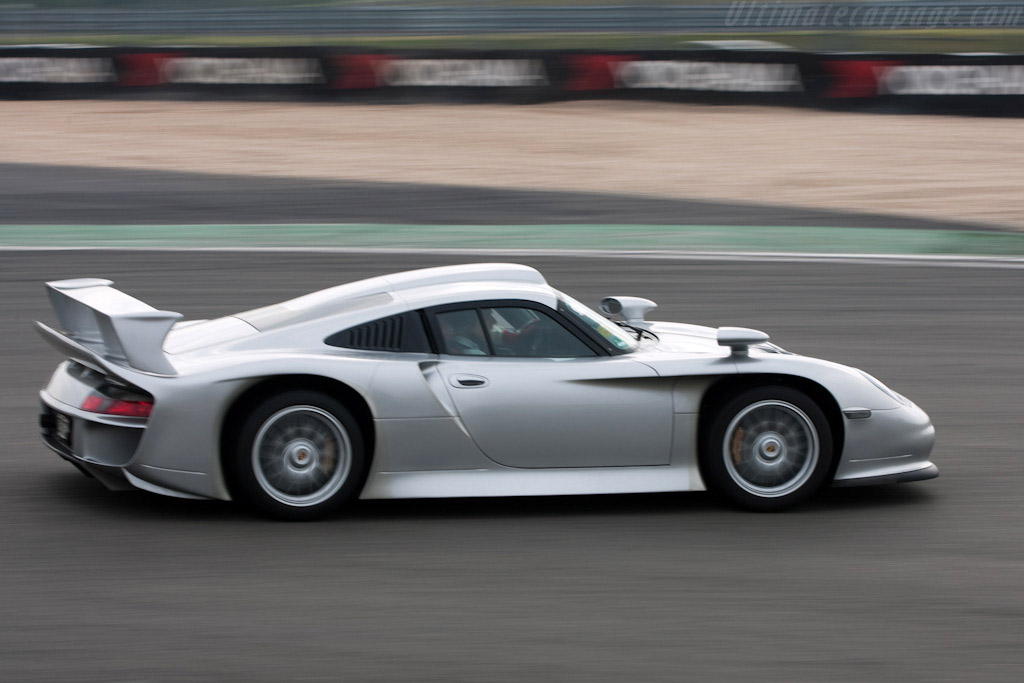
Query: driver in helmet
xmin=440 ymin=313 xmax=487 ymax=356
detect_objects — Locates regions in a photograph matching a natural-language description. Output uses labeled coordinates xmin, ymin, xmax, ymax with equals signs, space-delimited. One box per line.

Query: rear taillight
xmin=81 ymin=389 xmax=153 ymax=418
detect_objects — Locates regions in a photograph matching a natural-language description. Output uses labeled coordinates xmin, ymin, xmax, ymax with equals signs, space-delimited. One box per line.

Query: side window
xmin=482 ymin=307 xmax=596 ymax=358
xmin=436 ymin=309 xmax=489 ymax=356
xmin=326 ymin=312 xmax=431 ymax=353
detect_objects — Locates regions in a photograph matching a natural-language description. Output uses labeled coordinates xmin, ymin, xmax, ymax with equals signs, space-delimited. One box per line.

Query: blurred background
xmin=2 ymin=0 xmax=1024 ymax=52
xmin=1 ymin=1 xmax=1023 ymax=682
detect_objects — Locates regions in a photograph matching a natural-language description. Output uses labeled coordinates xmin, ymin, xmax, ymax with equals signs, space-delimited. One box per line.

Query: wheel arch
xmin=697 ymin=373 xmax=844 ymax=479
xmin=219 ymin=374 xmax=376 ymax=498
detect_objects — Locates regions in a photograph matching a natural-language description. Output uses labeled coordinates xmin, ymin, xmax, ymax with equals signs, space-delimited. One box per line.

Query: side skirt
xmin=360 ymin=464 xmax=699 ymax=500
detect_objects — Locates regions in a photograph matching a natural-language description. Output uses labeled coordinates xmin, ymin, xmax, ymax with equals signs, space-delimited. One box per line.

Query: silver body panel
xmin=37 ymin=264 xmax=937 ymax=503
xmin=437 ymin=356 xmax=671 ymax=468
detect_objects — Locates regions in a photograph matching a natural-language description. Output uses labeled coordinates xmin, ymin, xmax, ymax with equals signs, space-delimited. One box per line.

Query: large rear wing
xmin=36 ymin=278 xmax=182 ymax=376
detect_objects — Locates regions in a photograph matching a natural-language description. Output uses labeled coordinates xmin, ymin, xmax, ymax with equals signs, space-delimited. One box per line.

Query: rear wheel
xmin=228 ymin=390 xmax=366 ymax=521
xmin=701 ymin=386 xmax=833 ymax=512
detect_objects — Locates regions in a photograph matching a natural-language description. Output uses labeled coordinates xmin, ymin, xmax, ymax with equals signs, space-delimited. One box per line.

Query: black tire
xmin=227 ymin=390 xmax=367 ymax=521
xmin=701 ymin=385 xmax=833 ymax=512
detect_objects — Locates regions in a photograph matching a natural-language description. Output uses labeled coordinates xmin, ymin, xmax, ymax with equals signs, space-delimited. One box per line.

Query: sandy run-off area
xmin=4 ymin=100 xmax=1021 ymax=229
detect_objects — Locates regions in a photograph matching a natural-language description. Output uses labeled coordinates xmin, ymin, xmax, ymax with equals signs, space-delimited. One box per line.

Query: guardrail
xmin=1 ymin=3 xmax=1022 ymax=36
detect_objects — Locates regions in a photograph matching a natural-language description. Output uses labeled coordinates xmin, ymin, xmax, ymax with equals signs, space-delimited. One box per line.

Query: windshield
xmin=560 ymin=294 xmax=639 ymax=352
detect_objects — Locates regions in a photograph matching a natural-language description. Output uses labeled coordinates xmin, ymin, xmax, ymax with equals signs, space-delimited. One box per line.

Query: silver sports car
xmin=37 ymin=263 xmax=937 ymax=519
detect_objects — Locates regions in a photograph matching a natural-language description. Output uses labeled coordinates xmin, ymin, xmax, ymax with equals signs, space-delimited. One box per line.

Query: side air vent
xmin=349 ymin=316 xmax=403 ymax=351
xmin=326 ymin=312 xmax=431 ymax=353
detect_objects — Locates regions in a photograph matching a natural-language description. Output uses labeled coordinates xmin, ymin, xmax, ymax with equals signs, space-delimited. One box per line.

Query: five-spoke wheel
xmin=229 ymin=390 xmax=366 ymax=520
xmin=702 ymin=386 xmax=833 ymax=511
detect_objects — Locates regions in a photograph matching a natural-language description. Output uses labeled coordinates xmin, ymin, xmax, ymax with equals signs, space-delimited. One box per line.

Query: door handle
xmin=450 ymin=374 xmax=489 ymax=388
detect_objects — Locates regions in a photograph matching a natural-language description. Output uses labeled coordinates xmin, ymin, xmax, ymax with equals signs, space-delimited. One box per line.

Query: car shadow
xmin=348 ymin=491 xmax=716 ymax=521
xmin=46 ymin=471 xmax=242 ymax=522
xmin=816 ymin=484 xmax=937 ymax=511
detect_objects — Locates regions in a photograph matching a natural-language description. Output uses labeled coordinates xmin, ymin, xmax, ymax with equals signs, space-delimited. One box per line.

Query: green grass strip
xmin=1 ymin=223 xmax=1024 ymax=256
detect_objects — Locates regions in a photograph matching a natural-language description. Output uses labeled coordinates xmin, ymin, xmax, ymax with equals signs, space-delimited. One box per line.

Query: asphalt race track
xmin=0 ymin=163 xmax=997 ymax=230
xmin=2 ymin=250 xmax=1022 ymax=681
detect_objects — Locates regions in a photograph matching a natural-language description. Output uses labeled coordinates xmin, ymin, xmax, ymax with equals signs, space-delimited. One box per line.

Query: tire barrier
xmin=2 ymin=46 xmax=1022 ymax=114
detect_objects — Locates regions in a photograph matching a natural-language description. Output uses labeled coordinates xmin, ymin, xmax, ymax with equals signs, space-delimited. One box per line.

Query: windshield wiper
xmin=614 ymin=321 xmax=658 ymax=343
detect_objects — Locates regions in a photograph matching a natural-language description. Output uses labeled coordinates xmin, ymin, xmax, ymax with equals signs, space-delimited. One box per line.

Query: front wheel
xmin=228 ymin=390 xmax=366 ymax=521
xmin=701 ymin=386 xmax=834 ymax=512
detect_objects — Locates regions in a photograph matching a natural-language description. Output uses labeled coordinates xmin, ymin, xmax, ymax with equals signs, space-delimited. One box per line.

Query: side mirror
xmin=600 ymin=296 xmax=657 ymax=326
xmin=717 ymin=327 xmax=770 ymax=357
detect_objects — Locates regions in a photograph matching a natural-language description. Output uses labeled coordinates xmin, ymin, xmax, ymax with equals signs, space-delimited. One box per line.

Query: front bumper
xmin=832 ymin=401 xmax=938 ymax=487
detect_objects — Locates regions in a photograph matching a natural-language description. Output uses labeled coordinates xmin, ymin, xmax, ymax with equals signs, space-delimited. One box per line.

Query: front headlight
xmin=858 ymin=370 xmax=912 ymax=406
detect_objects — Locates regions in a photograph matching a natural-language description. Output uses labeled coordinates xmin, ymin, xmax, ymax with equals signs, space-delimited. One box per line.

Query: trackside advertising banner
xmin=1 ymin=47 xmax=1023 ymax=113
xmin=323 ymin=50 xmax=818 ymax=104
